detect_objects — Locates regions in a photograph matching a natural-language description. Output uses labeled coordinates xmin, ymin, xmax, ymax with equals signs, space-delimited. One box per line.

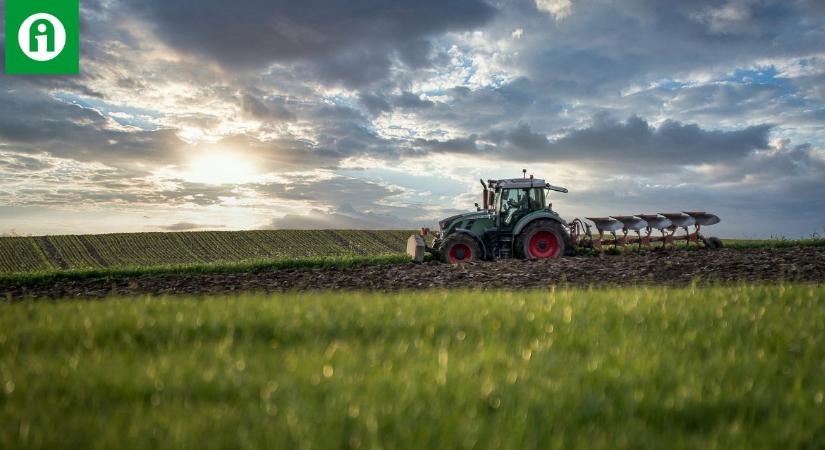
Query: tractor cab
xmin=493 ymin=179 xmax=548 ymax=231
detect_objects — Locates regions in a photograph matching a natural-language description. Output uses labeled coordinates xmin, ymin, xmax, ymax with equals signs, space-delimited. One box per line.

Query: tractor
xmin=407 ymin=171 xmax=572 ymax=263
xmin=406 ymin=171 xmax=722 ymax=263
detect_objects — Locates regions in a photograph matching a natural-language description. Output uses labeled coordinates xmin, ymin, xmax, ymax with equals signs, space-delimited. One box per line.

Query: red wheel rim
xmin=528 ymin=231 xmax=560 ymax=259
xmin=448 ymin=243 xmax=473 ymax=263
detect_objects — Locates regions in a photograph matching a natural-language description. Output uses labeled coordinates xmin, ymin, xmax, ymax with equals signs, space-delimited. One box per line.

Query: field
xmin=2 ymin=285 xmax=825 ymax=449
xmin=3 ymin=230 xmax=824 ymax=280
xmin=0 ymin=230 xmax=414 ymax=274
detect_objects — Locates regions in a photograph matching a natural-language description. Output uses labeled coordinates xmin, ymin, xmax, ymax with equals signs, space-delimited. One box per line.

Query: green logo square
xmin=4 ymin=0 xmax=79 ymax=75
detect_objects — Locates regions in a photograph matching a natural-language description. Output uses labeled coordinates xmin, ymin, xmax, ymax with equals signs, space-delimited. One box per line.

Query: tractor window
xmin=528 ymin=188 xmax=545 ymax=210
xmin=500 ymin=189 xmax=527 ymax=226
xmin=498 ymin=188 xmax=546 ymax=227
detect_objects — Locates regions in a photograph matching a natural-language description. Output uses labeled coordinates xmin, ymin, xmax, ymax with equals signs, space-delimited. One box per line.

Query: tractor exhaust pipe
xmin=480 ymin=179 xmax=488 ymax=210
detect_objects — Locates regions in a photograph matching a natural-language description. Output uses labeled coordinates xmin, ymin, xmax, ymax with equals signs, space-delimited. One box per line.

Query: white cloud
xmin=691 ymin=2 xmax=753 ymax=35
xmin=535 ymin=0 xmax=573 ymax=20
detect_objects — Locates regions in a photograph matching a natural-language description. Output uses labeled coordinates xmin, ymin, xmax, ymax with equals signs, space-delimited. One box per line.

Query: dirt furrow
xmin=3 ymin=247 xmax=824 ymax=300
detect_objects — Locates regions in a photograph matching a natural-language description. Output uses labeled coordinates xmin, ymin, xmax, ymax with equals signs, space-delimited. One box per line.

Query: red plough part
xmin=569 ymin=211 xmax=722 ymax=251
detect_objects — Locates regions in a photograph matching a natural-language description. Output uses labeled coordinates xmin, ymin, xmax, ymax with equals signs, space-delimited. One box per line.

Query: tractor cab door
xmin=497 ymin=188 xmax=545 ymax=230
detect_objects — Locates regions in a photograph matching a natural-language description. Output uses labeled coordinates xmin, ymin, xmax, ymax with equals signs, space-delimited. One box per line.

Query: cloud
xmin=0 ymin=153 xmax=54 ymax=173
xmin=393 ymin=92 xmax=436 ymax=109
xmin=412 ymin=114 xmax=773 ymax=167
xmin=269 ymin=205 xmax=420 ymax=230
xmin=0 ymin=85 xmax=184 ymax=170
xmin=359 ymin=93 xmax=393 ymax=115
xmin=532 ymin=115 xmax=772 ymax=165
xmin=700 ymin=141 xmax=825 ymax=184
xmin=534 ymin=0 xmax=573 ymax=20
xmin=515 ymin=0 xmax=825 ymax=99
xmin=240 ymin=92 xmax=296 ymax=122
xmin=159 ymin=222 xmax=226 ymax=231
xmin=254 ymin=175 xmax=403 ymax=208
xmin=124 ymin=0 xmax=496 ymax=86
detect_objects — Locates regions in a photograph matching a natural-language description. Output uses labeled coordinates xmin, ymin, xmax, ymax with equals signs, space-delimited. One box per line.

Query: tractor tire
xmin=516 ymin=219 xmax=569 ymax=260
xmin=440 ymin=234 xmax=481 ymax=264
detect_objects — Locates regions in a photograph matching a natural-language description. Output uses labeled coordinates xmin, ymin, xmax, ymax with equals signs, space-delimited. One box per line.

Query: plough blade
xmin=586 ymin=217 xmax=624 ymax=233
xmin=612 ymin=215 xmax=648 ymax=231
xmin=684 ymin=211 xmax=720 ymax=226
xmin=637 ymin=214 xmax=672 ymax=231
xmin=660 ymin=212 xmax=696 ymax=229
xmin=570 ymin=211 xmax=722 ymax=252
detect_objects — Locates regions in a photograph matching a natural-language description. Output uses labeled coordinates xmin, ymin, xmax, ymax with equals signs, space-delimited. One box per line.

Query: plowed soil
xmin=3 ymin=247 xmax=824 ymax=300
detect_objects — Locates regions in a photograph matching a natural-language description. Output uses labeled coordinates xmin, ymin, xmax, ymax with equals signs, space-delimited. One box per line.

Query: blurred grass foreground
xmin=2 ymin=285 xmax=825 ymax=449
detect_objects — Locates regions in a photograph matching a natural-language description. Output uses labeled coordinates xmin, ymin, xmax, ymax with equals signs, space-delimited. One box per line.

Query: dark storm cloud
xmin=384 ymin=79 xmax=551 ymax=133
xmin=411 ymin=135 xmax=481 ymax=156
xmin=0 ymin=86 xmax=183 ymax=169
xmin=393 ymin=92 xmax=435 ymax=109
xmin=516 ymin=0 xmax=825 ymax=98
xmin=358 ymin=93 xmax=393 ymax=116
xmin=509 ymin=115 xmax=773 ymax=165
xmin=240 ymin=92 xmax=296 ymax=122
xmin=412 ymin=115 xmax=773 ymax=166
xmin=125 ymin=0 xmax=496 ymax=86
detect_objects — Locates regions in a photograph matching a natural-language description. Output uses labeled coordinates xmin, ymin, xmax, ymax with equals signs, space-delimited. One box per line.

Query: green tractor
xmin=407 ymin=171 xmax=571 ymax=263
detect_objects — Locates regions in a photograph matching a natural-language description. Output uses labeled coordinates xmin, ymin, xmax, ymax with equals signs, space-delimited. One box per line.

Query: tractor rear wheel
xmin=516 ymin=220 xmax=568 ymax=260
xmin=440 ymin=234 xmax=481 ymax=264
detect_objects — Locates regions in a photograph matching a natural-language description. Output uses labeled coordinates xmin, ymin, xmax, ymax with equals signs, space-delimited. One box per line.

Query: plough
xmin=570 ymin=212 xmax=722 ymax=251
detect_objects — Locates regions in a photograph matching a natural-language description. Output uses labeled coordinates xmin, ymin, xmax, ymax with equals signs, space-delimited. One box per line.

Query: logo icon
xmin=4 ymin=0 xmax=79 ymax=75
xmin=18 ymin=14 xmax=67 ymax=62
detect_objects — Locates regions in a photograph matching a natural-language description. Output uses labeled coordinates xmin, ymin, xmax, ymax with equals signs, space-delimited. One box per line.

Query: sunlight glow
xmin=183 ymin=152 xmax=258 ymax=185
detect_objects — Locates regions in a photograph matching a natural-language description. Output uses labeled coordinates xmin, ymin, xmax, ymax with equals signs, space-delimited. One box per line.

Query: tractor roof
xmin=492 ymin=178 xmax=547 ymax=189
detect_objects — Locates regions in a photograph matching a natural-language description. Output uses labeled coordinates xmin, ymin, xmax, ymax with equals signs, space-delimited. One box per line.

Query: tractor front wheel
xmin=516 ymin=220 xmax=568 ymax=260
xmin=440 ymin=234 xmax=481 ymax=264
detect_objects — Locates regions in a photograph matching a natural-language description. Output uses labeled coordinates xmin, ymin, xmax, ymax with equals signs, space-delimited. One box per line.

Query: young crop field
xmin=2 ymin=285 xmax=824 ymax=449
xmin=0 ymin=230 xmax=414 ymax=274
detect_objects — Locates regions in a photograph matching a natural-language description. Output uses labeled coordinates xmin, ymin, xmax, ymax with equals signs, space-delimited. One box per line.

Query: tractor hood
xmin=438 ymin=211 xmax=491 ymax=231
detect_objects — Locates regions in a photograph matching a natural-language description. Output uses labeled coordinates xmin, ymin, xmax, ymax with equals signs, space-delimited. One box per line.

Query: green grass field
xmin=723 ymin=238 xmax=825 ymax=249
xmin=2 ymin=285 xmax=824 ymax=449
xmin=0 ymin=230 xmax=414 ymax=274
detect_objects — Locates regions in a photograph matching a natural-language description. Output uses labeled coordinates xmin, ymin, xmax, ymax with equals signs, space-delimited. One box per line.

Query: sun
xmin=183 ymin=152 xmax=257 ymax=185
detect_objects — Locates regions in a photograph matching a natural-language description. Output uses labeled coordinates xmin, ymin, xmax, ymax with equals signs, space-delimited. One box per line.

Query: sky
xmin=1 ymin=0 xmax=824 ymax=238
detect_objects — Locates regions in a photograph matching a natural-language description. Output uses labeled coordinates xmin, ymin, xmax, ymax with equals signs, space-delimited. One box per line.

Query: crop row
xmin=0 ymin=237 xmax=53 ymax=272
xmin=0 ymin=230 xmax=414 ymax=273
